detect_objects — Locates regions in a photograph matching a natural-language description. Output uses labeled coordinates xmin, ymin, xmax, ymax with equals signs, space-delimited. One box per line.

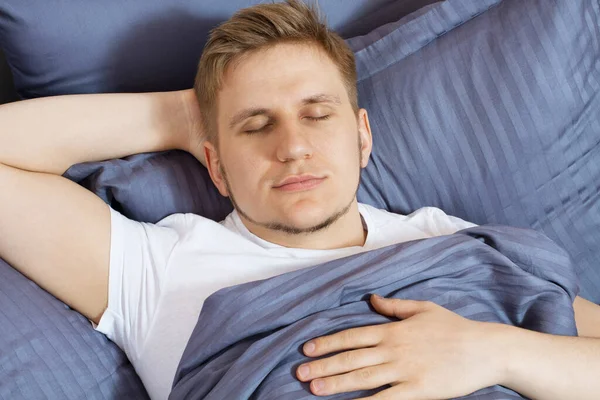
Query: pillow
xmin=0 ymin=0 xmax=439 ymax=99
xmin=0 ymin=258 xmax=148 ymax=399
xmin=351 ymin=0 xmax=600 ymax=301
xmin=65 ymin=151 xmax=233 ymax=223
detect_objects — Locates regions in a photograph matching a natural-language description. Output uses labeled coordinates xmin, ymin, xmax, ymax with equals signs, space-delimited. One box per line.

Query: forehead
xmin=217 ymin=43 xmax=348 ymax=121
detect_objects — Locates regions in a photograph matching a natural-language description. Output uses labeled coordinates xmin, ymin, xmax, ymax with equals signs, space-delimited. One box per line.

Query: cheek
xmin=334 ymin=131 xmax=362 ymax=188
xmin=324 ymin=128 xmax=361 ymax=169
xmin=222 ymin=148 xmax=265 ymax=190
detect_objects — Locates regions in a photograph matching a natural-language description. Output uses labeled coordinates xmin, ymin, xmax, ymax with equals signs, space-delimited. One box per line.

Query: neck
xmin=241 ymin=201 xmax=366 ymax=250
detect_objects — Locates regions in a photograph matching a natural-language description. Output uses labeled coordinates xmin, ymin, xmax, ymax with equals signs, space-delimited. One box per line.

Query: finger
xmin=309 ymin=362 xmax=398 ymax=397
xmin=304 ymin=324 xmax=384 ymax=357
xmin=296 ymin=347 xmax=389 ymax=382
xmin=352 ymin=382 xmax=424 ymax=400
xmin=370 ymin=295 xmax=431 ymax=320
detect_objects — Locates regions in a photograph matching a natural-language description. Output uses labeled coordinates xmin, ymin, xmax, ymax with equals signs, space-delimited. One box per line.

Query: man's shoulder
xmin=357 ymin=203 xmax=476 ymax=237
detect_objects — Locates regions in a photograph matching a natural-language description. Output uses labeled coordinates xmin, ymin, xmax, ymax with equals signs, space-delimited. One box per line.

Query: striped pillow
xmin=353 ymin=0 xmax=600 ymax=302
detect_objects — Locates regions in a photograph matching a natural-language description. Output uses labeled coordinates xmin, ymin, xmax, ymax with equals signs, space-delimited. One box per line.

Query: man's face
xmin=205 ymin=42 xmax=372 ymax=237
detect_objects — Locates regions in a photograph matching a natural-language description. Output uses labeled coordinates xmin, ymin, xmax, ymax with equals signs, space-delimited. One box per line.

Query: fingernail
xmin=313 ymin=379 xmax=325 ymax=393
xmin=304 ymin=341 xmax=315 ymax=354
xmin=372 ymin=294 xmax=382 ymax=299
xmin=297 ymin=365 xmax=309 ymax=379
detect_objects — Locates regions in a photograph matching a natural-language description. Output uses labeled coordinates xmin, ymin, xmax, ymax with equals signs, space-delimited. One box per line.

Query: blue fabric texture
xmin=170 ymin=225 xmax=579 ymax=399
xmin=351 ymin=0 xmax=600 ymax=302
xmin=0 ymin=0 xmax=438 ymax=99
xmin=66 ymin=151 xmax=233 ymax=223
xmin=0 ymin=258 xmax=148 ymax=400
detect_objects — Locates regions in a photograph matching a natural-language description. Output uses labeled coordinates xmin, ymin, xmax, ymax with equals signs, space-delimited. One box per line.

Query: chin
xmin=273 ymin=194 xmax=327 ymax=219
xmin=282 ymin=203 xmax=328 ymax=227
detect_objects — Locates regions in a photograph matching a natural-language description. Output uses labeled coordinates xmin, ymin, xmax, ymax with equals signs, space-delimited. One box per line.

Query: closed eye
xmin=306 ymin=115 xmax=331 ymax=122
xmin=244 ymin=116 xmax=330 ymax=134
xmin=245 ymin=123 xmax=273 ymax=134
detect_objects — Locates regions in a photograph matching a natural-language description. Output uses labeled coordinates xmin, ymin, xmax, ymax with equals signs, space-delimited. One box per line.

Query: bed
xmin=0 ymin=0 xmax=598 ymax=399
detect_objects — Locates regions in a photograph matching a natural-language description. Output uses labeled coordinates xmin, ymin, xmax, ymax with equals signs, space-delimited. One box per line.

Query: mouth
xmin=273 ymin=175 xmax=326 ymax=192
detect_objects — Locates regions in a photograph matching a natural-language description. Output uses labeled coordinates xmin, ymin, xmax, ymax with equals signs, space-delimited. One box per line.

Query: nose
xmin=275 ymin=122 xmax=313 ymax=163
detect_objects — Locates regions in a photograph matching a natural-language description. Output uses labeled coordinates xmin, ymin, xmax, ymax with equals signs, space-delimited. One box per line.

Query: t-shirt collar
xmin=224 ymin=204 xmax=371 ymax=250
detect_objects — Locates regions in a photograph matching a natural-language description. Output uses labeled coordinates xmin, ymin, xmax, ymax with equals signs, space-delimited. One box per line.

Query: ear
xmin=357 ymin=108 xmax=373 ymax=168
xmin=204 ymin=141 xmax=230 ymax=197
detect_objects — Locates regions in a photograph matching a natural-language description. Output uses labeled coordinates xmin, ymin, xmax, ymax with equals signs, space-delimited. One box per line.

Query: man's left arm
xmin=494 ymin=295 xmax=600 ymax=400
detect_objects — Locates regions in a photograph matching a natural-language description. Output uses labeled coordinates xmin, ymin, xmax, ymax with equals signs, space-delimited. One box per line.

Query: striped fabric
xmin=352 ymin=0 xmax=600 ymax=302
xmin=0 ymin=259 xmax=148 ymax=399
xmin=171 ymin=225 xmax=578 ymax=399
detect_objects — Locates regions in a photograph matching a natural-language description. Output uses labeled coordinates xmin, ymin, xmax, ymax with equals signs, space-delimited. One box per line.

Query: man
xmin=0 ymin=1 xmax=599 ymax=399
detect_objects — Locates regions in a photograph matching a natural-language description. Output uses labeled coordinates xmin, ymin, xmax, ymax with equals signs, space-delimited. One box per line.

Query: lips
xmin=273 ymin=174 xmax=325 ymax=192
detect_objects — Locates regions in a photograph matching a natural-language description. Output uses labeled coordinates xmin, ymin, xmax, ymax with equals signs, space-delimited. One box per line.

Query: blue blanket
xmin=170 ymin=226 xmax=579 ymax=399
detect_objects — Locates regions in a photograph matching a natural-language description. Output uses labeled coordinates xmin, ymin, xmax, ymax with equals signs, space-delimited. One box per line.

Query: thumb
xmin=370 ymin=295 xmax=428 ymax=320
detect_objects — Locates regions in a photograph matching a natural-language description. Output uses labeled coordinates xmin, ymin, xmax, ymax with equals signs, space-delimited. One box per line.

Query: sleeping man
xmin=0 ymin=0 xmax=599 ymax=399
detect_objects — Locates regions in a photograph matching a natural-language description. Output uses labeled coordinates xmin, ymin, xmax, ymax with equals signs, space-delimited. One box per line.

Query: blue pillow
xmin=351 ymin=0 xmax=600 ymax=301
xmin=0 ymin=0 xmax=439 ymax=99
xmin=0 ymin=258 xmax=148 ymax=399
xmin=65 ymin=151 xmax=234 ymax=223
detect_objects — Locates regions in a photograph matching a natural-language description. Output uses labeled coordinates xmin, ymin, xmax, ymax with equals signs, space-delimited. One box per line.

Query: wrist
xmin=167 ymin=89 xmax=195 ymax=152
xmin=177 ymin=89 xmax=207 ymax=166
xmin=179 ymin=89 xmax=204 ymax=150
xmin=475 ymin=322 xmax=517 ymax=387
xmin=143 ymin=90 xmax=190 ymax=152
xmin=483 ymin=322 xmax=533 ymax=388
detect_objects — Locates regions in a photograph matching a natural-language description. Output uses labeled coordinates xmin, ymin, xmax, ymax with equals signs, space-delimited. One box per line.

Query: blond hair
xmin=194 ymin=0 xmax=358 ymax=145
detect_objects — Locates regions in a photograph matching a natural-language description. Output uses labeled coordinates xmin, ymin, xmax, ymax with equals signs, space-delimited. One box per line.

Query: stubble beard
xmin=220 ymin=133 xmax=363 ymax=236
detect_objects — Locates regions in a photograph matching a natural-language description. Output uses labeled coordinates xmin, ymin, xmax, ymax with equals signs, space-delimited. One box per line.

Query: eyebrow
xmin=228 ymin=93 xmax=342 ymax=129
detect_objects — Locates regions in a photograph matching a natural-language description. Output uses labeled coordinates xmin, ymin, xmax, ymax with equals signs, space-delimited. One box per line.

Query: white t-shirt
xmin=95 ymin=203 xmax=475 ymax=400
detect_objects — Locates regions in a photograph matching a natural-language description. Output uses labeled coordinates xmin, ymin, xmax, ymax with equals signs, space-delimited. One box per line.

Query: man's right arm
xmin=0 ymin=90 xmax=200 ymax=174
xmin=0 ymin=90 xmax=200 ymax=323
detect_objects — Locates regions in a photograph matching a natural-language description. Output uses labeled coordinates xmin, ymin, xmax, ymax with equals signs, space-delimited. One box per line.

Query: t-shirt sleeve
xmin=95 ymin=208 xmax=187 ymax=362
